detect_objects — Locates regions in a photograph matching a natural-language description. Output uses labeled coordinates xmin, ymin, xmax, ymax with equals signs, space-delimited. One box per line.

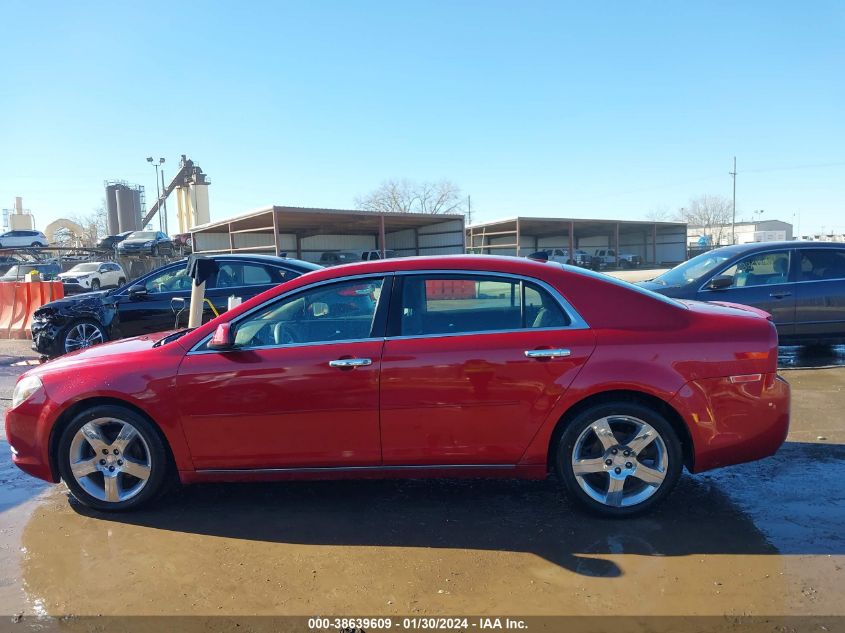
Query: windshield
xmin=69 ymin=263 xmax=99 ymax=272
xmin=129 ymin=232 xmax=157 ymax=240
xmin=651 ymin=251 xmax=734 ymax=287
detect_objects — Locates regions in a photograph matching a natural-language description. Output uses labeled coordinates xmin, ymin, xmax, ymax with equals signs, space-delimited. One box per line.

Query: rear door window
xmin=399 ymin=274 xmax=569 ymax=336
xmin=798 ymin=249 xmax=845 ymax=281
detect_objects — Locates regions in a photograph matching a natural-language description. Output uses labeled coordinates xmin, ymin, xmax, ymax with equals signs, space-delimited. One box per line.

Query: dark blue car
xmin=638 ymin=241 xmax=845 ymax=345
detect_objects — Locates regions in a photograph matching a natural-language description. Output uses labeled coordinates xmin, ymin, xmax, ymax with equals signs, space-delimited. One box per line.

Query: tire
xmin=619 ymin=260 xmax=630 ymax=269
xmin=118 ymin=277 xmax=126 ymax=286
xmin=555 ymin=400 xmax=682 ymax=518
xmin=31 ymin=242 xmax=41 ymax=248
xmin=151 ymin=245 xmax=159 ymax=257
xmin=91 ymin=279 xmax=100 ymax=291
xmin=61 ymin=318 xmax=108 ymax=355
xmin=56 ymin=404 xmax=168 ymax=511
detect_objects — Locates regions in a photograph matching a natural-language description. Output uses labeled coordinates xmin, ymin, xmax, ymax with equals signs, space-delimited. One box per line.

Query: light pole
xmin=146 ymin=157 xmax=165 ymax=232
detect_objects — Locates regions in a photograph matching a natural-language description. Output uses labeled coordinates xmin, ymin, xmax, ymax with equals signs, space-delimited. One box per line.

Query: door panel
xmin=177 ymin=341 xmax=384 ymax=469
xmin=793 ymin=249 xmax=845 ymax=341
xmin=380 ymin=329 xmax=596 ymax=465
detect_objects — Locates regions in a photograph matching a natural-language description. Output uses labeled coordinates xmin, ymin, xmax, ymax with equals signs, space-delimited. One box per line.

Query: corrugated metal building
xmin=190 ymin=206 xmax=466 ymax=263
xmin=467 ymin=217 xmax=688 ymax=266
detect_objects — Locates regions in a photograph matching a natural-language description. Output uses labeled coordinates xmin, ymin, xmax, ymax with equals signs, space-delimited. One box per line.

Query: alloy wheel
xmin=570 ymin=415 xmax=669 ymax=508
xmin=67 ymin=418 xmax=152 ymax=503
xmin=64 ymin=322 xmax=105 ymax=353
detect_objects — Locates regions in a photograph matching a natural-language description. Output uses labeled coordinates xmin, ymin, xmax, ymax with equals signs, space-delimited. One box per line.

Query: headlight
xmin=12 ymin=375 xmax=43 ymax=409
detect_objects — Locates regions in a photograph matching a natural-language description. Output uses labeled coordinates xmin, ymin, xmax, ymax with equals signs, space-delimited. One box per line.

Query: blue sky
xmin=1 ymin=1 xmax=843 ymax=235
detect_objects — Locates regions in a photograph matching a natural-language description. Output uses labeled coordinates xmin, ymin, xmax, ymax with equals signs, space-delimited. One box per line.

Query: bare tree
xmin=645 ymin=205 xmax=672 ymax=222
xmin=355 ymin=179 xmax=467 ymax=215
xmin=72 ymin=201 xmax=108 ymax=246
xmin=676 ymin=194 xmax=734 ymax=246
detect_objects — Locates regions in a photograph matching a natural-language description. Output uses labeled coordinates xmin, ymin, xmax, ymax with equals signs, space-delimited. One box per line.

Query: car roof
xmin=300 ymin=254 xmax=559 ymax=279
xmin=708 ymin=240 xmax=845 ymax=257
xmin=163 ymin=253 xmax=321 ymax=273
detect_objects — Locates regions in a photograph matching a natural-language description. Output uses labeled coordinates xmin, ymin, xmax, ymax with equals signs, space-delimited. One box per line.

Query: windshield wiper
xmin=153 ymin=328 xmax=195 ymax=347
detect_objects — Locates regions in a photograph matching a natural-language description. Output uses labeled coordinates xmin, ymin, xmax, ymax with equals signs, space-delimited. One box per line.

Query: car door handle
xmin=524 ymin=348 xmax=571 ymax=359
xmin=328 ymin=358 xmax=373 ymax=368
xmin=769 ymin=291 xmax=792 ymax=299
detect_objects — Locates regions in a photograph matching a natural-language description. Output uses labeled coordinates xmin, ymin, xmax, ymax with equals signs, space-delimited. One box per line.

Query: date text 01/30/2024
xmin=307 ymin=617 xmax=528 ymax=630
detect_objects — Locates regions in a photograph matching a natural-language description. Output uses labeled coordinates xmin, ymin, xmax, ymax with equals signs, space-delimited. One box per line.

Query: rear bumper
xmin=671 ymin=372 xmax=790 ymax=473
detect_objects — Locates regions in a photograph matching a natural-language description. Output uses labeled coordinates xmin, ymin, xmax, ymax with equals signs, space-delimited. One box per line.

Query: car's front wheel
xmin=62 ymin=319 xmax=107 ymax=354
xmin=91 ymin=279 xmax=101 ymax=291
xmin=57 ymin=404 xmax=168 ymax=511
xmin=556 ymin=401 xmax=682 ymax=517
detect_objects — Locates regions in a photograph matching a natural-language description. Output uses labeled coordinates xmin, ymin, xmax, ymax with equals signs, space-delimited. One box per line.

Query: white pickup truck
xmin=592 ymin=248 xmax=643 ymax=269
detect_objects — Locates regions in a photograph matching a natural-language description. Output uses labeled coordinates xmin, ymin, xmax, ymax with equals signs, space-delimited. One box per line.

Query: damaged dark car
xmin=32 ymin=254 xmax=320 ymax=357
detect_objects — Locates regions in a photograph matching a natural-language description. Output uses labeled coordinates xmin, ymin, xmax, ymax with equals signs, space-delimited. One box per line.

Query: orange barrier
xmin=1 ymin=281 xmax=64 ymax=340
xmin=425 ymin=279 xmax=476 ymax=300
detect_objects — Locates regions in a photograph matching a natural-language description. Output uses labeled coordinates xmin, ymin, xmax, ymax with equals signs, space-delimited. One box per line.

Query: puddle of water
xmin=778 ymin=345 xmax=845 ymax=369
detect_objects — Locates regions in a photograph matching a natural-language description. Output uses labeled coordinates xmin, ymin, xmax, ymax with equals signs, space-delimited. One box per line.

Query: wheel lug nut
xmin=605 ymin=459 xmax=612 ymax=466
xmin=108 ymin=466 xmax=115 ymax=472
xmin=614 ymin=467 xmax=622 ymax=474
xmin=113 ymin=449 xmax=119 ymax=455
xmin=99 ymin=459 xmax=106 ymax=465
xmin=117 ymin=460 xmax=123 ymax=466
xmin=623 ymin=450 xmax=631 ymax=457
xmin=102 ymin=449 xmax=109 ymax=455
xmin=626 ymin=462 xmax=633 ymax=468
xmin=611 ymin=448 xmax=618 ymax=455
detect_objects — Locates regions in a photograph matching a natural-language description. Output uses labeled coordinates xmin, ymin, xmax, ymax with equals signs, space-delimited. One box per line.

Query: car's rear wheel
xmin=62 ymin=319 xmax=107 ymax=354
xmin=556 ymin=401 xmax=682 ymax=517
xmin=31 ymin=241 xmax=41 ymax=247
xmin=57 ymin=405 xmax=168 ymax=511
xmin=91 ymin=279 xmax=100 ymax=291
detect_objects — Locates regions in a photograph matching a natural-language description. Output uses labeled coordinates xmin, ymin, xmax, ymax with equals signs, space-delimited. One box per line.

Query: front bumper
xmin=671 ymin=372 xmax=790 ymax=473
xmin=4 ymin=388 xmax=59 ymax=483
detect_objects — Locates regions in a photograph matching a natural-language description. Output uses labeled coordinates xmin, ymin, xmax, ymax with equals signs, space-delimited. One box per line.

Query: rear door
xmin=793 ymin=248 xmax=845 ymax=342
xmin=697 ymin=249 xmax=796 ymax=339
xmin=379 ymin=272 xmax=596 ymax=465
xmin=207 ymin=260 xmax=293 ymax=314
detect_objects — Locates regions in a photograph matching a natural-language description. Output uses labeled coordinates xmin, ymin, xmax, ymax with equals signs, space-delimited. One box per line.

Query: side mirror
xmin=128 ymin=284 xmax=147 ymax=298
xmin=207 ymin=323 xmax=236 ymax=351
xmin=707 ymin=275 xmax=733 ymax=290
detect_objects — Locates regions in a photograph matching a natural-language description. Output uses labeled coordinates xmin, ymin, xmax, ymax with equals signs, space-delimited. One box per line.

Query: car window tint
xmin=400 ymin=275 xmax=569 ymax=336
xmin=215 ymin=263 xmax=274 ymax=288
xmin=229 ymin=278 xmax=385 ymax=348
xmin=719 ymin=251 xmax=790 ymax=288
xmin=799 ymin=249 xmax=845 ymax=281
xmin=144 ymin=266 xmax=191 ymax=293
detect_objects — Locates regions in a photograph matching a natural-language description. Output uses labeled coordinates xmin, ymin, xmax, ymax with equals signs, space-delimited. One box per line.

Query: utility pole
xmin=467 ymin=195 xmax=472 ymax=226
xmin=730 ymin=156 xmax=737 ymax=244
xmin=160 ymin=165 xmax=169 ymax=235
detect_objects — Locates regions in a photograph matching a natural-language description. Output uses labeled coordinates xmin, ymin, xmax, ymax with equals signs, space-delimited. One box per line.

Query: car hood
xmin=121 ymin=238 xmax=154 ymax=245
xmin=57 ymin=271 xmax=94 ymax=279
xmin=33 ymin=290 xmax=115 ymax=314
xmin=27 ymin=332 xmax=172 ymax=376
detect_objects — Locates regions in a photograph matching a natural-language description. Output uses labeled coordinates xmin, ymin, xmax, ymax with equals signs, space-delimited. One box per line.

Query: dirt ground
xmin=0 ymin=339 xmax=843 ymax=621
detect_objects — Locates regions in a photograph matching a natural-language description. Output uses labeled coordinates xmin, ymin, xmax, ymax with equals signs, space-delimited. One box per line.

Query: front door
xmin=697 ymin=249 xmax=796 ymax=339
xmin=379 ymin=273 xmax=596 ymax=465
xmin=176 ymin=275 xmax=389 ymax=470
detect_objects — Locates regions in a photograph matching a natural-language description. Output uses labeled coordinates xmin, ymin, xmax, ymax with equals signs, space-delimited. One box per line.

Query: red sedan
xmin=5 ymin=256 xmax=789 ymax=517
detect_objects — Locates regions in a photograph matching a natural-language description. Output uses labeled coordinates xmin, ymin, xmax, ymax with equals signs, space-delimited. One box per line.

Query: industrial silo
xmin=115 ymin=185 xmax=139 ymax=233
xmin=105 ymin=183 xmax=120 ymax=235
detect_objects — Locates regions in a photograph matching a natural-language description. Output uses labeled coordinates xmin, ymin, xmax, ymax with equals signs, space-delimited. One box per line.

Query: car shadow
xmin=71 ymin=441 xmax=845 ymax=577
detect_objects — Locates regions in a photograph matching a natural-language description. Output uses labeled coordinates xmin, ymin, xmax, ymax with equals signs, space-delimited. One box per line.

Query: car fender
xmin=518 ymin=351 xmax=688 ymax=466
